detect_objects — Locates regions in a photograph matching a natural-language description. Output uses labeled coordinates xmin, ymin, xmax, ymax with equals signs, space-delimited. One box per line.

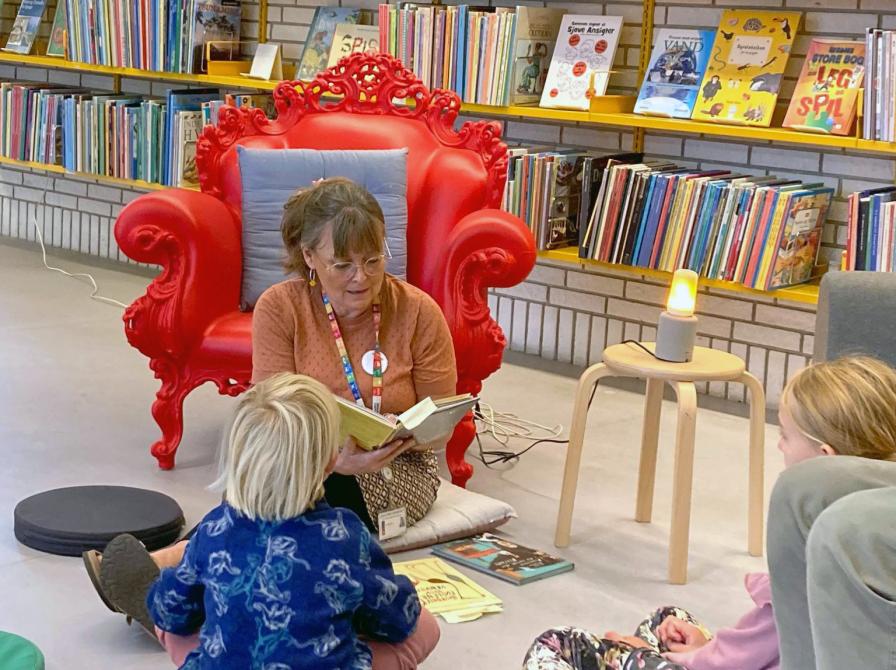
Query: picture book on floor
xmin=336 ymin=394 xmax=477 ymax=450
xmin=297 ymin=7 xmax=369 ymax=81
xmin=540 ymin=14 xmax=623 ymax=111
xmin=691 ymin=9 xmax=801 ymax=127
xmin=634 ymin=29 xmax=715 ymax=119
xmin=392 ymin=557 xmax=503 ymax=623
xmin=4 ymin=0 xmax=48 ymax=55
xmin=509 ymin=7 xmax=566 ymax=105
xmin=783 ymin=39 xmax=865 ymax=136
xmin=432 ymin=534 xmax=574 ymax=585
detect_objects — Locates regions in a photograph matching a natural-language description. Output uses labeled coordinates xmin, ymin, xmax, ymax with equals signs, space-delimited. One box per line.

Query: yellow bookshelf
xmin=539 ymin=247 xmax=820 ymax=305
xmin=0 ymin=155 xmax=188 ymax=192
xmin=0 ymin=53 xmax=278 ymax=91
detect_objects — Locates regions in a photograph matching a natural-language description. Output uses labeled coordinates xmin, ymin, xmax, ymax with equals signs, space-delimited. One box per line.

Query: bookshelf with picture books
xmin=0 ymin=0 xmax=895 ymax=406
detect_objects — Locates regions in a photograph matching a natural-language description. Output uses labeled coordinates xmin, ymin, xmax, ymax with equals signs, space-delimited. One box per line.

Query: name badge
xmin=378 ymin=506 xmax=407 ymax=541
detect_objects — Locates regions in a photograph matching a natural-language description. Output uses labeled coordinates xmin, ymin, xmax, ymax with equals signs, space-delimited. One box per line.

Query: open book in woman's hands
xmin=335 ymin=394 xmax=478 ymax=450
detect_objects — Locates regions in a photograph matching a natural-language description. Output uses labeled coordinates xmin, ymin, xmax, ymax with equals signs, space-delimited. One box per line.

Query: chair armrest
xmin=431 ymin=208 xmax=536 ymax=389
xmin=114 ymin=189 xmax=242 ymax=361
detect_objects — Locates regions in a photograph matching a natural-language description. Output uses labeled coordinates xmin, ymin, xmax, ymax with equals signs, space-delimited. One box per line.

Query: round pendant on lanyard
xmin=361 ymin=350 xmax=389 ymax=375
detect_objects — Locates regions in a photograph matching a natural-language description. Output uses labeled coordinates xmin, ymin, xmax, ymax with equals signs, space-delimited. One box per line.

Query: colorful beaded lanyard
xmin=321 ymin=291 xmax=383 ymax=415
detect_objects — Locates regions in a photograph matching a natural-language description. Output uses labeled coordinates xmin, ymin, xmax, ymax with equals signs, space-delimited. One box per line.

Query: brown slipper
xmin=99 ymin=534 xmax=160 ymax=637
xmin=82 ymin=549 xmax=119 ymax=613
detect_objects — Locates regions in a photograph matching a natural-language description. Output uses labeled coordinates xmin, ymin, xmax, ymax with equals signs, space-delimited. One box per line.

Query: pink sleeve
xmin=663 ymin=574 xmax=779 ymax=670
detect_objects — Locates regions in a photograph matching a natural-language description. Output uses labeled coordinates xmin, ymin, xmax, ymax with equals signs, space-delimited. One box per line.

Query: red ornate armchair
xmin=114 ymin=54 xmax=536 ymax=486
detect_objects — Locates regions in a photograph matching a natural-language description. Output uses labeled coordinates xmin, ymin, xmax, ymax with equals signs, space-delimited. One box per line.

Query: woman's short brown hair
xmin=280 ymin=177 xmax=385 ymax=278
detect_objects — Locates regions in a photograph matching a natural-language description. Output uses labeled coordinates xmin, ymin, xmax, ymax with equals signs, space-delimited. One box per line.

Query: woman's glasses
xmin=325 ymin=254 xmax=386 ymax=279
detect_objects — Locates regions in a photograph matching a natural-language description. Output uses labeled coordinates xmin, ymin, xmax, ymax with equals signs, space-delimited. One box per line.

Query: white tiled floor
xmin=0 ymin=243 xmax=783 ymax=669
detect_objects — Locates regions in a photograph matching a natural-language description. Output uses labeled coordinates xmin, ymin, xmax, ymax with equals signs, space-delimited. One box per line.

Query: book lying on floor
xmin=335 ymin=394 xmax=477 ymax=450
xmin=432 ymin=533 xmax=575 ymax=585
xmin=393 ymin=557 xmax=503 ymax=623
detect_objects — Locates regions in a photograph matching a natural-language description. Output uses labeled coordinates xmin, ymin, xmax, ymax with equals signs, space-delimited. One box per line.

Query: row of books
xmin=502 ymin=150 xmax=833 ymax=291
xmin=579 ymin=158 xmax=833 ymax=291
xmin=0 ymin=0 xmax=242 ymax=74
xmin=863 ymin=30 xmax=896 ymax=142
xmin=844 ymin=187 xmax=896 ymax=272
xmin=0 ymin=82 xmax=272 ymax=187
xmin=377 ymin=5 xmax=622 ymax=109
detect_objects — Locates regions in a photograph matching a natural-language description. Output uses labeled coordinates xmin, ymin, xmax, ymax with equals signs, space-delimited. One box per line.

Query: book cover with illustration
xmin=510 ymin=7 xmax=566 ymax=105
xmin=546 ymin=152 xmax=587 ymax=249
xmin=766 ymin=187 xmax=833 ymax=290
xmin=433 ymin=533 xmax=574 ymax=585
xmin=326 ymin=23 xmax=380 ymax=69
xmin=177 ymin=111 xmax=205 ymax=188
xmin=3 ymin=0 xmax=48 ymax=55
xmin=392 ymin=557 xmax=503 ymax=623
xmin=783 ymin=39 xmax=865 ymax=136
xmin=46 ymin=1 xmax=66 ymax=57
xmin=635 ymin=29 xmax=716 ymax=118
xmin=540 ymin=14 xmax=623 ymax=111
xmin=190 ymin=0 xmax=242 ymax=73
xmin=297 ymin=7 xmax=368 ymax=81
xmin=691 ymin=10 xmax=801 ymax=127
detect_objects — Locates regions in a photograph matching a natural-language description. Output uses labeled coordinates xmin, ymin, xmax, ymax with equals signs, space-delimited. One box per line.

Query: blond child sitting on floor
xmin=143 ymin=373 xmax=440 ymax=669
xmin=523 ymin=355 xmax=896 ymax=670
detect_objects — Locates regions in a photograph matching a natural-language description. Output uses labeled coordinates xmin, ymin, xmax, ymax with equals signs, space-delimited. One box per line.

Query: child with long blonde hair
xmin=524 ymin=355 xmax=896 ymax=670
xmin=145 ymin=373 xmax=440 ymax=669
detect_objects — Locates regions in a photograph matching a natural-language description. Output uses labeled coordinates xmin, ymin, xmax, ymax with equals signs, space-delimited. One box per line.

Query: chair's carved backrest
xmin=196 ymin=53 xmax=509 ymax=287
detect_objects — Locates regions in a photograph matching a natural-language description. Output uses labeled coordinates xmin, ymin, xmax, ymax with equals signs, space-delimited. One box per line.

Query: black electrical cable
xmin=473 ymin=383 xmax=599 ymax=467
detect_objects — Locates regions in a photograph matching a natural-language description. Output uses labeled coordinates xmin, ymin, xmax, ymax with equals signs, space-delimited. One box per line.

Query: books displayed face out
xmin=432 ymin=534 xmax=574 ymax=585
xmin=298 ymin=7 xmax=369 ymax=81
xmin=393 ymin=557 xmax=502 ymax=623
xmin=540 ymin=14 xmax=623 ymax=110
xmin=510 ymin=8 xmax=566 ymax=105
xmin=691 ymin=10 xmax=801 ymax=127
xmin=4 ymin=0 xmax=48 ymax=55
xmin=635 ymin=29 xmax=716 ymax=119
xmin=783 ymin=39 xmax=865 ymax=136
xmin=46 ymin=2 xmax=66 ymax=57
xmin=335 ymin=394 xmax=477 ymax=450
xmin=326 ymin=23 xmax=380 ymax=69
xmin=570 ymin=156 xmax=832 ymax=290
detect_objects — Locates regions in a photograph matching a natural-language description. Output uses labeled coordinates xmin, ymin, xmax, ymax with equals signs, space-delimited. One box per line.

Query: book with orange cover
xmin=783 ymin=38 xmax=865 ymax=136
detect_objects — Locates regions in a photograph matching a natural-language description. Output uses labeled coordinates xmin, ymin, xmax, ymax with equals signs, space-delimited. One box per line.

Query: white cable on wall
xmin=30 ymin=216 xmax=129 ymax=310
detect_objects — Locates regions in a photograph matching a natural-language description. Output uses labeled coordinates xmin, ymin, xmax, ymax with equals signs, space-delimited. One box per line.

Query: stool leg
xmin=740 ymin=371 xmax=766 ymax=557
xmin=555 ymin=363 xmax=614 ymax=548
xmin=669 ymin=381 xmax=697 ymax=585
xmin=635 ymin=378 xmax=665 ymax=523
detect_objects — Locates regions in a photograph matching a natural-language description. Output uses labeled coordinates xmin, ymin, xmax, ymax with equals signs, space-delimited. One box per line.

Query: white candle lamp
xmin=655 ymin=269 xmax=699 ymax=363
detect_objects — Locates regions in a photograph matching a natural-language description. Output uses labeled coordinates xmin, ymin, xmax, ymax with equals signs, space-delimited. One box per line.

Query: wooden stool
xmin=554 ymin=342 xmax=765 ymax=584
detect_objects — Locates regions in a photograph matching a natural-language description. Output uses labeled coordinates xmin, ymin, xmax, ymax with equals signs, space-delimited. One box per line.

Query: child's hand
xmin=604 ymin=631 xmax=651 ymax=649
xmin=657 ymin=616 xmax=710 ymax=653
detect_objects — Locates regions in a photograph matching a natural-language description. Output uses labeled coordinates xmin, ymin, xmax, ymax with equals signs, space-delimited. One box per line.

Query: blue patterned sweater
xmin=146 ymin=501 xmax=421 ymax=669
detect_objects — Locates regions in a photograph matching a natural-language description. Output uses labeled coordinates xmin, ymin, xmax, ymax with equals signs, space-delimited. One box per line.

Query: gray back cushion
xmin=237 ymin=147 xmax=408 ymax=310
xmin=816 ymin=271 xmax=896 ymax=367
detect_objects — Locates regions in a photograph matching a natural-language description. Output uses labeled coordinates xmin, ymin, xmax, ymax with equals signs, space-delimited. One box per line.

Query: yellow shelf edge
xmin=0 ymin=155 xmax=184 ymax=191
xmin=537 ymin=248 xmax=819 ymax=305
xmin=0 ymin=53 xmax=277 ymax=91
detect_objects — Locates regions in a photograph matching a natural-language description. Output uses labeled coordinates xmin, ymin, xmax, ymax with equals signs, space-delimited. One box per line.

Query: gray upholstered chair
xmin=815 ymin=272 xmax=896 ymax=366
